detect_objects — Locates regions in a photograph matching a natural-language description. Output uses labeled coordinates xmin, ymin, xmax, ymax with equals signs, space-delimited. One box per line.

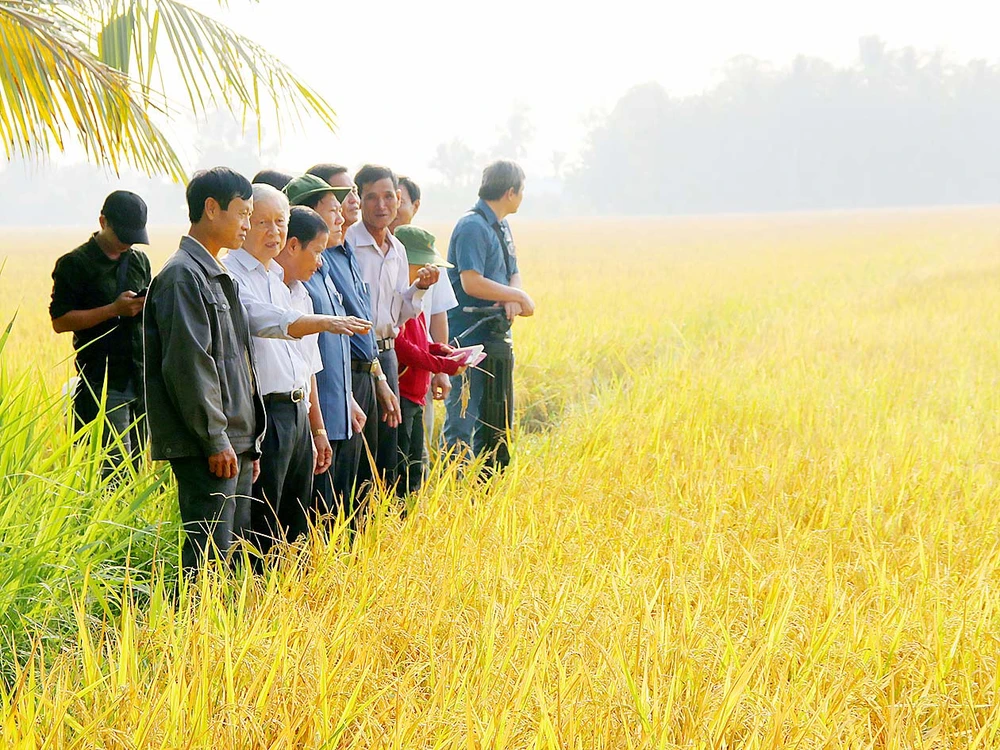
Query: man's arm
xmin=307 ymin=376 xmax=333 ymax=475
xmin=52 ymin=293 xmax=145 ymax=333
xmin=236 ymin=283 xmax=370 ymax=340
xmin=460 ymin=271 xmax=534 ymax=317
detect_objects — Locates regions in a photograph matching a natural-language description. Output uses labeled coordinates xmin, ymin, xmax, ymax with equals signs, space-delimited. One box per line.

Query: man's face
xmin=394 ymin=185 xmax=418 ymax=228
xmin=287 ymin=233 xmax=329 ymax=282
xmin=313 ymin=193 xmax=344 ymax=247
xmin=360 ymin=177 xmax=400 ymax=232
xmin=508 ymin=185 xmax=525 ymax=214
xmin=215 ymin=196 xmax=253 ymax=250
xmin=243 ymin=195 xmax=288 ymax=261
xmin=99 ymin=216 xmax=133 ymax=253
xmin=324 ymin=172 xmax=360 ymax=227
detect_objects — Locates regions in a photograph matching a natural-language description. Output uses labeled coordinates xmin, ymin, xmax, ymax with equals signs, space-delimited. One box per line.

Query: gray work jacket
xmin=143 ymin=236 xmax=266 ymax=461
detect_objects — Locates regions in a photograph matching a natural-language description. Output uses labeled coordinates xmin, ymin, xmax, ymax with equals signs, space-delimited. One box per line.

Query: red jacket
xmin=396 ymin=313 xmax=463 ymax=406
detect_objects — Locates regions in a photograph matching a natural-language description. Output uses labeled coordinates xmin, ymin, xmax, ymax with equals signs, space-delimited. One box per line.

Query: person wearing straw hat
xmin=393 ymin=226 xmax=468 ymax=496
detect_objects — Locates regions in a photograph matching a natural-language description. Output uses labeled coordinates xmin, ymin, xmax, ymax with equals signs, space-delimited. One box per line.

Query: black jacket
xmin=143 ymin=236 xmax=266 ymax=460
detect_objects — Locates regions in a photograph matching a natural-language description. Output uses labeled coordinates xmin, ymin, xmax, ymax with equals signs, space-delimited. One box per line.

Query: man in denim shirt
xmin=444 ymin=161 xmax=535 ymax=474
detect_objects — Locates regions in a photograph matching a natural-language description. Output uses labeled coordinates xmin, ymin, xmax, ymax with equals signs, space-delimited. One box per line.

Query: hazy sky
xmin=5 ymin=0 xmax=999 ymax=188
xmin=191 ymin=0 xmax=999 ymax=179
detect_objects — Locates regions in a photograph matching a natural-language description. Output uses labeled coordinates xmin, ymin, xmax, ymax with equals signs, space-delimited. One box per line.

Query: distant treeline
xmin=570 ymin=37 xmax=1000 ymax=214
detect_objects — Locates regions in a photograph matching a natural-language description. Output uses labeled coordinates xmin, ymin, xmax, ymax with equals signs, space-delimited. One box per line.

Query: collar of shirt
xmin=346 ymin=222 xmax=407 ymax=262
xmin=180 ymin=235 xmax=228 ymax=277
xmin=226 ymin=247 xmax=286 ymax=280
xmin=474 ymin=199 xmax=501 ymax=227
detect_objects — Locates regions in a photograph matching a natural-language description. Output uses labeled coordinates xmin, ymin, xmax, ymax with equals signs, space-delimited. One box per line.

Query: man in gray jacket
xmin=144 ymin=167 xmax=266 ymax=571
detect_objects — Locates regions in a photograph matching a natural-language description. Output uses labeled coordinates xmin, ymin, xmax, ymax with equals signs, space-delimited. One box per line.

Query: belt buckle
xmin=291 ymin=387 xmax=306 ymax=403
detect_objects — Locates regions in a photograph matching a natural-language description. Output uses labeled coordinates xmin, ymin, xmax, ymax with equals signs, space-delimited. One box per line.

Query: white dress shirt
xmin=288 ymin=279 xmax=323 ymax=391
xmin=346 ymin=222 xmax=425 ymax=340
xmin=222 ymin=248 xmax=311 ymax=395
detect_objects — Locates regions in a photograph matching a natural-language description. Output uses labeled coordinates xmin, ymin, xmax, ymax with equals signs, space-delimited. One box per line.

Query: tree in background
xmin=571 ymin=37 xmax=1000 ymax=214
xmin=0 ymin=0 xmax=335 ymax=180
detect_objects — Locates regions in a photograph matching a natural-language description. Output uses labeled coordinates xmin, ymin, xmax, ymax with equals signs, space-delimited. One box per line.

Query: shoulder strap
xmin=116 ymin=251 xmax=132 ymax=296
xmin=471 ymin=207 xmax=515 ymax=281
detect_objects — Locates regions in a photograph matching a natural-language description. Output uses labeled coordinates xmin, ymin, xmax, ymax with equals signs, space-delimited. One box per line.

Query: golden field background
xmin=2 ymin=210 xmax=1000 ymax=747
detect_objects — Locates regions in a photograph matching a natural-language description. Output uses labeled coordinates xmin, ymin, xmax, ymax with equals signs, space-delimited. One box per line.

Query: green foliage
xmin=0 ymin=1 xmax=336 ymax=180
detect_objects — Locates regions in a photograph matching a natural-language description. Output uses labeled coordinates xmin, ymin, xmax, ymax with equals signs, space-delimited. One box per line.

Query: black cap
xmin=101 ymin=190 xmax=149 ymax=245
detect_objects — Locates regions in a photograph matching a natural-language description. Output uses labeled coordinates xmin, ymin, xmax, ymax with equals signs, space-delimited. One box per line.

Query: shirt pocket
xmin=205 ymin=285 xmax=240 ymax=361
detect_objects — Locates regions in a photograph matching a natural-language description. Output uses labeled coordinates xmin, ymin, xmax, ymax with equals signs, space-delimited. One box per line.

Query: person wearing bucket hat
xmin=49 ymin=190 xmax=153 ymax=474
xmin=393 ymin=226 xmax=467 ymax=497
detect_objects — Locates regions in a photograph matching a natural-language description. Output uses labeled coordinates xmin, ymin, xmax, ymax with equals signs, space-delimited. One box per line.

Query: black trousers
xmin=74 ymin=376 xmax=146 ymax=473
xmin=332 ymin=366 xmax=378 ymax=524
xmin=252 ymin=399 xmax=314 ymax=559
xmin=478 ymin=340 xmax=515 ymax=474
xmin=396 ymin=398 xmax=425 ymax=496
xmin=169 ymin=451 xmax=254 ymax=571
xmin=376 ymin=349 xmax=400 ymax=488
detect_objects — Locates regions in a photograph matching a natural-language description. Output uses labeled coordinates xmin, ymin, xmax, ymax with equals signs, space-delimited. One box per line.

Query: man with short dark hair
xmin=390 ymin=176 xmax=459 ymax=443
xmin=144 ymin=167 xmax=265 ymax=571
xmin=444 ymin=160 xmax=535 ymax=474
xmin=224 ymin=184 xmax=371 ymax=560
xmin=346 ymin=164 xmax=441 ymax=489
xmin=252 ymin=169 xmax=294 ymax=191
xmin=307 ymin=163 xmax=360 ymax=232
xmin=298 ymin=169 xmax=397 ymax=509
xmin=50 ymin=191 xmax=152 ymax=472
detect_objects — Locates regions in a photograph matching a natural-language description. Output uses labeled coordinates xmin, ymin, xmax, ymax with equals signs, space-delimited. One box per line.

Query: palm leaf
xmin=0 ymin=1 xmax=186 ymax=179
xmin=0 ymin=0 xmax=336 ymax=180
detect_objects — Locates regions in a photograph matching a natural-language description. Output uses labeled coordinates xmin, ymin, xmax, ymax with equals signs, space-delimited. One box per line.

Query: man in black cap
xmin=50 ymin=190 xmax=152 ymax=471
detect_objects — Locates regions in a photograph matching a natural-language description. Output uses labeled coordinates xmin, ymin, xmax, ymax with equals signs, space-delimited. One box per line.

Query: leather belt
xmin=376 ymin=337 xmax=395 ymax=353
xmin=351 ymin=359 xmax=378 ymax=373
xmin=264 ymin=388 xmax=306 ymax=405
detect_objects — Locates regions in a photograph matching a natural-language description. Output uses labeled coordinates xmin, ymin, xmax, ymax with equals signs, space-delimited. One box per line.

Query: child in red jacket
xmin=395 ymin=226 xmax=467 ymax=494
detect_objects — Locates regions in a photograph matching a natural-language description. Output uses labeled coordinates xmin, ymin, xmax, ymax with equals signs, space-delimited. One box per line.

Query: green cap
xmin=330 ymin=186 xmax=354 ymax=203
xmin=395 ymin=225 xmax=453 ymax=268
xmin=284 ymin=174 xmax=337 ymax=206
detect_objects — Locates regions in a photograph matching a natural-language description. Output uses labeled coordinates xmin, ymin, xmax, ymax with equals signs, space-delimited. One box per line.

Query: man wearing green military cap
xmin=393 ymin=225 xmax=467 ymax=496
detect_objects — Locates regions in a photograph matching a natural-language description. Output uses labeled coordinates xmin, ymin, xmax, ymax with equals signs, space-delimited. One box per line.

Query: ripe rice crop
xmin=1 ymin=210 xmax=1000 ymax=747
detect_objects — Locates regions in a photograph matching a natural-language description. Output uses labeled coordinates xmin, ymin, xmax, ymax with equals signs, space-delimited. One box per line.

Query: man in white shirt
xmin=224 ymin=184 xmax=371 ymax=561
xmin=389 ymin=176 xmax=459 ymax=443
xmin=345 ymin=164 xmax=440 ymax=488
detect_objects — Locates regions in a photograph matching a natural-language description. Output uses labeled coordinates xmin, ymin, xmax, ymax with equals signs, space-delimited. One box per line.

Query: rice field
xmin=2 ymin=208 xmax=1000 ymax=747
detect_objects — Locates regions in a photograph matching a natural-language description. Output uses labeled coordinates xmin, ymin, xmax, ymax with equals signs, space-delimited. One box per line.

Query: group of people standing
xmin=49 ymin=160 xmax=535 ymax=570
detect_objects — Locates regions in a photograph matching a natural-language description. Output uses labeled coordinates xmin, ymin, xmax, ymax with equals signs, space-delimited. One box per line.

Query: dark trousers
xmin=252 ymin=400 xmax=314 ymax=559
xmin=396 ymin=398 xmax=425 ymax=496
xmin=74 ymin=377 xmax=145 ymax=474
xmin=333 ymin=367 xmax=378 ymax=523
xmin=444 ymin=340 xmax=515 ymax=473
xmin=376 ymin=349 xmax=400 ymax=488
xmin=169 ymin=451 xmax=254 ymax=571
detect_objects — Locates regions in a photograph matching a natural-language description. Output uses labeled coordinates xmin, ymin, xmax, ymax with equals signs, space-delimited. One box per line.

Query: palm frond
xmin=0 ymin=1 xmax=185 ymax=179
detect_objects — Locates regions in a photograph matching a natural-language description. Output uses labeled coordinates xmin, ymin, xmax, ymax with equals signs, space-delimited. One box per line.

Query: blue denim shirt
xmin=446 ymin=199 xmax=520 ymax=344
xmin=317 ymin=240 xmax=378 ymax=362
xmin=303 ymin=264 xmax=353 ymax=442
